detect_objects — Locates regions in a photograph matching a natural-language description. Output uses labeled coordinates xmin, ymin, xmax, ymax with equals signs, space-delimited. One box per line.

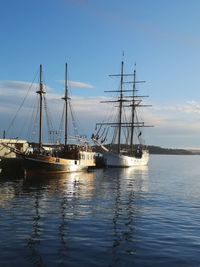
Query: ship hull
xmin=103 ymin=150 xmax=149 ymax=167
xmin=22 ymin=153 xmax=95 ymax=174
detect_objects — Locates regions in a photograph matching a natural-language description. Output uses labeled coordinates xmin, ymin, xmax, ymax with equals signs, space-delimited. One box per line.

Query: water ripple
xmin=1 ymin=155 xmax=200 ymax=266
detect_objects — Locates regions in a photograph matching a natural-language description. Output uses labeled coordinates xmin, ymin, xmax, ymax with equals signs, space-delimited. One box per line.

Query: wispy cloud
xmin=0 ymin=80 xmax=35 ymax=96
xmin=0 ymin=80 xmax=55 ymax=96
xmin=154 ymin=101 xmax=200 ymax=114
xmin=179 ymin=101 xmax=200 ymax=114
xmin=58 ymin=79 xmax=95 ymax=89
xmin=1 ymin=80 xmax=200 ymax=147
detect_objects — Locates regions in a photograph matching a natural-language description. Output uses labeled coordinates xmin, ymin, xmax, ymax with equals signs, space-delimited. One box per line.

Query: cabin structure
xmin=0 ymin=139 xmax=29 ymax=158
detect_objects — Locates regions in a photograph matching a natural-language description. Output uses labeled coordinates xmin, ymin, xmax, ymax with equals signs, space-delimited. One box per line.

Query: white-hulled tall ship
xmin=92 ymin=61 xmax=152 ymax=167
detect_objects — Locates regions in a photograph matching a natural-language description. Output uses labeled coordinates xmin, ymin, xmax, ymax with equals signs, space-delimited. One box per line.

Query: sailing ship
xmin=22 ymin=64 xmax=95 ymax=174
xmin=92 ymin=61 xmax=152 ymax=167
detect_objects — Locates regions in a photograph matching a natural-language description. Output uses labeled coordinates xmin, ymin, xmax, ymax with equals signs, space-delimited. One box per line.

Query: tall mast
xmin=117 ymin=61 xmax=124 ymax=153
xmin=62 ymin=63 xmax=69 ymax=146
xmin=36 ymin=64 xmax=45 ymax=150
xmin=95 ymin=61 xmax=152 ymax=154
xmin=130 ymin=68 xmax=136 ymax=154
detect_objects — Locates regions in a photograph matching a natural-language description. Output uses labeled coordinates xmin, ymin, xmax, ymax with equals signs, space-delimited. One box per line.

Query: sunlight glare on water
xmin=0 ymin=155 xmax=200 ymax=266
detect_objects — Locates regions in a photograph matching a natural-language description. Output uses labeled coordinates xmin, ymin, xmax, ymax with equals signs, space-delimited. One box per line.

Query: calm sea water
xmin=1 ymin=155 xmax=200 ymax=267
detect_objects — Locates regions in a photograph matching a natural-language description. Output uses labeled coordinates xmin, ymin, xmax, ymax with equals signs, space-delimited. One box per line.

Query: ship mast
xmin=130 ymin=68 xmax=136 ymax=154
xmin=36 ymin=64 xmax=45 ymax=150
xmin=62 ymin=63 xmax=69 ymax=146
xmin=117 ymin=61 xmax=124 ymax=153
xmin=94 ymin=61 xmax=152 ymax=154
xmin=97 ymin=61 xmax=134 ymax=153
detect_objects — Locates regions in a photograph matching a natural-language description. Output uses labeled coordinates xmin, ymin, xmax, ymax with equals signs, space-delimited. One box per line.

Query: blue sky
xmin=1 ymin=0 xmax=200 ymax=148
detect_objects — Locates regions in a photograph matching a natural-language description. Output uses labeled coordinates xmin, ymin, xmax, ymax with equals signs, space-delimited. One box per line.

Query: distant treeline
xmin=147 ymin=145 xmax=193 ymax=155
xmin=93 ymin=144 xmax=195 ymax=155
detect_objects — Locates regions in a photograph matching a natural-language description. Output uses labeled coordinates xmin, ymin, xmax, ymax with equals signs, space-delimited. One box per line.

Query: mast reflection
xmin=106 ymin=166 xmax=149 ymax=266
xmin=23 ymin=171 xmax=96 ymax=266
xmin=27 ymin=190 xmax=45 ymax=267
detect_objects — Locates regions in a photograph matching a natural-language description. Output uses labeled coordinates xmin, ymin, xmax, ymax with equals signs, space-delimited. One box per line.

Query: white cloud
xmin=153 ymin=101 xmax=200 ymax=114
xmin=0 ymin=81 xmax=34 ymax=98
xmin=179 ymin=101 xmax=200 ymax=114
xmin=58 ymin=79 xmax=95 ymax=89
xmin=1 ymin=79 xmax=200 ymax=148
xmin=0 ymin=80 xmax=54 ymax=96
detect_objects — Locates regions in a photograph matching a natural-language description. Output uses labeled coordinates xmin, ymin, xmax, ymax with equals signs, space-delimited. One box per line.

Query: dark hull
xmin=22 ymin=155 xmax=88 ymax=175
xmin=0 ymin=158 xmax=24 ymax=177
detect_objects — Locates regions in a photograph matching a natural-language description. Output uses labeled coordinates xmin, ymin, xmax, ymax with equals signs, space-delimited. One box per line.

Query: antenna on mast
xmin=122 ymin=51 xmax=125 ymax=61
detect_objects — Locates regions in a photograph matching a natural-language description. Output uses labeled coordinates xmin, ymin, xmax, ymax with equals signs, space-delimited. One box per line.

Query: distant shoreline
xmin=147 ymin=145 xmax=196 ymax=155
xmin=93 ymin=145 xmax=200 ymax=155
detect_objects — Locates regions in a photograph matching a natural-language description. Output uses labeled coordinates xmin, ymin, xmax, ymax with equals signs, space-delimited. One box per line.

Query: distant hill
xmin=147 ymin=145 xmax=193 ymax=155
xmin=187 ymin=149 xmax=200 ymax=155
xmin=93 ymin=144 xmax=194 ymax=155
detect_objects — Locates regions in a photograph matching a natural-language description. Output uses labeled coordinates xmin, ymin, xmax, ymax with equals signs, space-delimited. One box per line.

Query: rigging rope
xmin=43 ymin=95 xmax=56 ymax=143
xmin=31 ymin=100 xmax=40 ymax=142
xmin=6 ymin=71 xmax=39 ymax=136
xmin=101 ymin=127 xmax=109 ymax=143
xmin=26 ymin=97 xmax=38 ymax=140
xmin=135 ymin=111 xmax=144 ymax=145
xmin=58 ymin=101 xmax=65 ymax=138
xmin=122 ymin=105 xmax=129 ymax=145
xmin=69 ymin=100 xmax=79 ymax=138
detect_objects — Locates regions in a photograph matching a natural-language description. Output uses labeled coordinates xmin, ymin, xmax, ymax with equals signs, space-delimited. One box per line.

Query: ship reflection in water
xmin=1 ymin=155 xmax=200 ymax=266
xmin=0 ymin=164 xmax=149 ymax=267
xmin=22 ymin=171 xmax=97 ymax=267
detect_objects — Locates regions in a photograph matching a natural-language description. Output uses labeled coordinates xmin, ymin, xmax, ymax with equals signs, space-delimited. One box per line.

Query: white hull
xmin=103 ymin=150 xmax=149 ymax=167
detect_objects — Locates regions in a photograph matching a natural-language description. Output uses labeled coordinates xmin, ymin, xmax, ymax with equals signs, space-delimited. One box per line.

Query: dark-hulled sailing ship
xmin=22 ymin=64 xmax=95 ymax=174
